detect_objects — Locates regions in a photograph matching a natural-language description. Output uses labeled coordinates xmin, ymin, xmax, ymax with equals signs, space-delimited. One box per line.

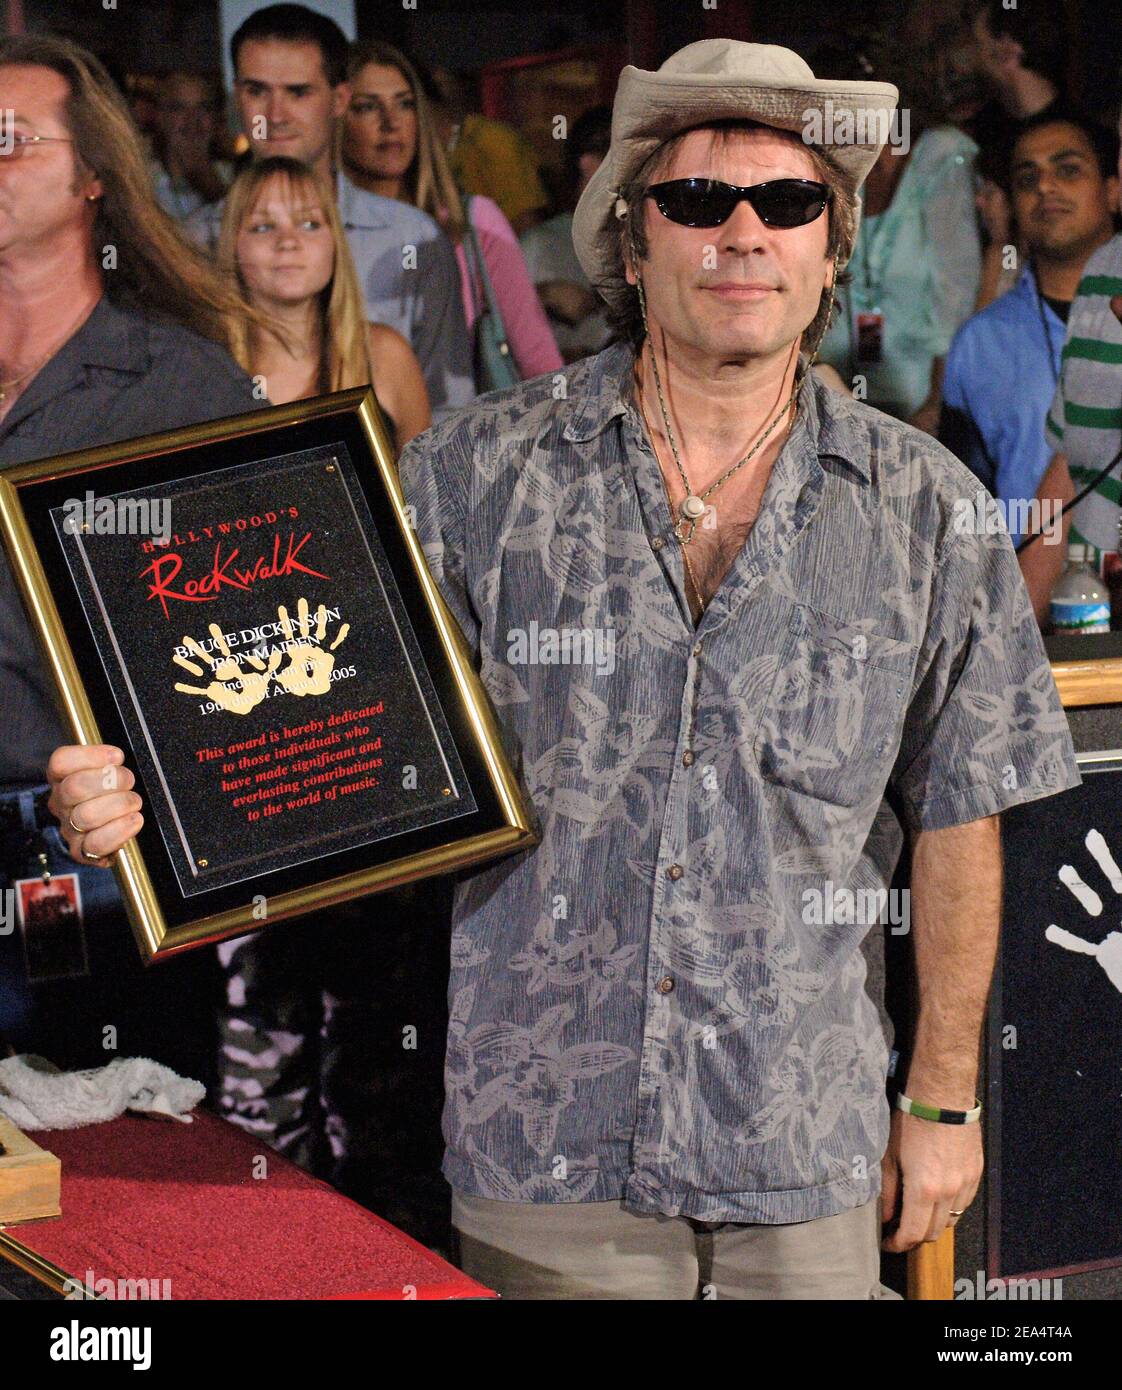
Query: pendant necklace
xmin=629 ymin=225 xmax=838 ymax=547
xmin=0 ymin=300 xmax=100 ymax=405
xmin=638 ymin=334 xmax=799 ymax=547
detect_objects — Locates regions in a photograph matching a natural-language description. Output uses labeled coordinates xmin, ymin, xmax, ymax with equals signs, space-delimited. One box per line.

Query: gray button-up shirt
xmin=186 ymin=172 xmax=475 ymax=420
xmin=0 ymin=295 xmax=263 ymax=786
xmin=397 ymin=339 xmax=1080 ymax=1223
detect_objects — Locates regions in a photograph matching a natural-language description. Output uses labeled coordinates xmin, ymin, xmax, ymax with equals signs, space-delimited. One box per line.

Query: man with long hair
xmin=186 ymin=4 xmax=473 ymax=421
xmin=52 ymin=41 xmax=1081 ymax=1299
xmin=0 ymin=36 xmax=264 ymax=1074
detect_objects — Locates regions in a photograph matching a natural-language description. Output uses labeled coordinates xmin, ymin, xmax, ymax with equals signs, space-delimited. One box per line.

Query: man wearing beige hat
xmin=50 ymin=40 xmax=1079 ymax=1299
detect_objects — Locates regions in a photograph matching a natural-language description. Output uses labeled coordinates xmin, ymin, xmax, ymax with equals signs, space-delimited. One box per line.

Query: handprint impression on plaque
xmin=173 ymin=598 xmax=351 ymax=714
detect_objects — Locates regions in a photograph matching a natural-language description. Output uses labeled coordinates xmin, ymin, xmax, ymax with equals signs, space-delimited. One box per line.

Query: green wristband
xmin=895 ymin=1092 xmax=982 ymax=1124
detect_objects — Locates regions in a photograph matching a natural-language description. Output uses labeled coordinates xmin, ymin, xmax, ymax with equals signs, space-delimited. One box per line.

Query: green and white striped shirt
xmin=1046 ymin=233 xmax=1122 ymax=554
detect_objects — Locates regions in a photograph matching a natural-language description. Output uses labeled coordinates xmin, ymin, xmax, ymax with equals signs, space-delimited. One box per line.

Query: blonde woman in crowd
xmin=218 ymin=155 xmax=431 ymax=446
xmin=342 ymin=41 xmax=562 ymax=387
xmin=210 ymin=154 xmax=432 ymax=1210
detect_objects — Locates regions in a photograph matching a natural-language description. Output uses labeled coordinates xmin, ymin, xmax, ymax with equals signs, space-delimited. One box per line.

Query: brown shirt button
xmin=681 ymin=750 xmax=695 ymax=767
xmin=667 ymin=863 xmax=684 ymax=881
xmin=656 ymin=976 xmax=675 ymax=994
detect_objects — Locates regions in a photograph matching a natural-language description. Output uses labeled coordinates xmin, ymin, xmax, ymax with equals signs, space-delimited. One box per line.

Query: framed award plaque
xmin=0 ymin=389 xmax=538 ymax=961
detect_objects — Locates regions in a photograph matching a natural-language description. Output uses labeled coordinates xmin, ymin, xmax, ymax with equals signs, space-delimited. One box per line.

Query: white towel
xmin=0 ymin=1054 xmax=205 ymax=1130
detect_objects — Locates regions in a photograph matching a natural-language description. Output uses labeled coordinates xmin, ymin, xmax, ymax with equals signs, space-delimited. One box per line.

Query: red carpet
xmin=2 ymin=1110 xmax=494 ymax=1300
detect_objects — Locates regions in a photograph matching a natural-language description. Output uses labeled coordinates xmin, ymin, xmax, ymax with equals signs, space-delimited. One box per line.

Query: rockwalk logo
xmin=506 ymin=621 xmax=616 ymax=676
xmin=49 ymin=1321 xmax=152 ymax=1369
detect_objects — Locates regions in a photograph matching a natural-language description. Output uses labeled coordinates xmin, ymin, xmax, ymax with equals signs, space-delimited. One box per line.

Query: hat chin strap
xmin=625 ymin=213 xmax=840 ymax=380
xmin=626 ymin=214 xmax=841 ymax=545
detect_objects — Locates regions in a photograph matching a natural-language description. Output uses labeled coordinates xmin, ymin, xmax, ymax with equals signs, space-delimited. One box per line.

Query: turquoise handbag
xmin=462 ymin=195 xmax=520 ymax=393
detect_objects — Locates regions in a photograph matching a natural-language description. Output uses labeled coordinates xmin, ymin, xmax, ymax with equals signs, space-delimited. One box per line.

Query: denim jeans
xmin=0 ymin=782 xmax=219 ymax=1080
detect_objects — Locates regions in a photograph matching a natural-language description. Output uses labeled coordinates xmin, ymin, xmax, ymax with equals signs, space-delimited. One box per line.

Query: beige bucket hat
xmin=572 ymin=39 xmax=899 ymax=286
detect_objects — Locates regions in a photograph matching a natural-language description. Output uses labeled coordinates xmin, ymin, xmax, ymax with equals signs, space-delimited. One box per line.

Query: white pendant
xmin=680 ymin=494 xmax=706 ymax=521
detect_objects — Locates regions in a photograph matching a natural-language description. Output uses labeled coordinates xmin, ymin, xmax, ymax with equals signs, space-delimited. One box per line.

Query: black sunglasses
xmin=647 ymin=177 xmax=832 ymax=229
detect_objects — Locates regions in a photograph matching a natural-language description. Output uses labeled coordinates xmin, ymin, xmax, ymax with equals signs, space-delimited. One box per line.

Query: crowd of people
xmin=0 ymin=0 xmax=1118 ymax=1294
xmin=121 ymin=0 xmax=1122 ymax=624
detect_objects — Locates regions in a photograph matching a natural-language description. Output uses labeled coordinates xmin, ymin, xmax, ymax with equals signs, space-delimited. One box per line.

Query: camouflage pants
xmin=216 ymin=880 xmax=453 ymax=1244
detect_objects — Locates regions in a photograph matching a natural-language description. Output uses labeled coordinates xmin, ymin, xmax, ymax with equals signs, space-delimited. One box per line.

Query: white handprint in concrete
xmin=1045 ymin=829 xmax=1122 ymax=993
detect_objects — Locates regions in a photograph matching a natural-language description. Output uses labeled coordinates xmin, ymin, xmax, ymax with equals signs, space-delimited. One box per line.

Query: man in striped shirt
xmin=1021 ymin=112 xmax=1122 ymax=621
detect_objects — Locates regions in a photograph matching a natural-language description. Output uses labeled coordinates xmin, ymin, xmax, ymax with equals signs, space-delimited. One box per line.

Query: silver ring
xmin=82 ymin=844 xmax=110 ymax=863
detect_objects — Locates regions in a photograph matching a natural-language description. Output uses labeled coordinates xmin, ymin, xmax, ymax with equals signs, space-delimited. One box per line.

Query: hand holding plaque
xmin=47 ymin=743 xmax=142 ymax=867
xmin=2 ymin=389 xmax=537 ymax=961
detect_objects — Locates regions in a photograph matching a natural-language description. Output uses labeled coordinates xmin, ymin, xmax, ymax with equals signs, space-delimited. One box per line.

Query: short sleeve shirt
xmin=397 ymin=340 xmax=1080 ymax=1223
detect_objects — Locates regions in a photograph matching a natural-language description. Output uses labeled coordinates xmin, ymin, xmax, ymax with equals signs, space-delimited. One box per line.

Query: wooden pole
xmin=908 ymin=1228 xmax=956 ymax=1299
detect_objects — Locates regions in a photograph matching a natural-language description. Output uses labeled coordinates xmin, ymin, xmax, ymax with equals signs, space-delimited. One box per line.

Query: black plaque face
xmin=2 ymin=391 xmax=536 ymax=957
xmin=51 ymin=442 xmax=476 ymax=896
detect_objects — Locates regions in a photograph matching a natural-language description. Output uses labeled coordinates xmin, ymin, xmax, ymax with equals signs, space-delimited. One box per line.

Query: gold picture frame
xmin=0 ymin=388 xmax=537 ymax=962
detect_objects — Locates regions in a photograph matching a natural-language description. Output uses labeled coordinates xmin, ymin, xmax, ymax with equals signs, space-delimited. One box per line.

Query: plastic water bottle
xmin=1050 ymin=543 xmax=1111 ymax=634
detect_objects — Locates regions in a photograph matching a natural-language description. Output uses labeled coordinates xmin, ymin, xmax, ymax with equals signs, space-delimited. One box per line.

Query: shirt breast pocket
xmin=753 ymin=604 xmax=920 ymax=809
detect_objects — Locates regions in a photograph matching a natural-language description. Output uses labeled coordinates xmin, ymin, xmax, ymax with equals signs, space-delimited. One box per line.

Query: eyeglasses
xmin=647 ymin=177 xmax=832 ymax=229
xmin=0 ymin=134 xmax=75 ymax=159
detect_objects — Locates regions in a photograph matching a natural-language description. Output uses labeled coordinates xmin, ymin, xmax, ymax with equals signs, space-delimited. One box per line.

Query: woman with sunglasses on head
xmin=341 ymin=41 xmax=562 ymax=390
xmin=218 ymin=155 xmax=431 ymax=447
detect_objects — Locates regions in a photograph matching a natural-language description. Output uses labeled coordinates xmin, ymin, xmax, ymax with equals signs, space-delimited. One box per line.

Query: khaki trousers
xmin=452 ymin=1191 xmax=903 ymax=1300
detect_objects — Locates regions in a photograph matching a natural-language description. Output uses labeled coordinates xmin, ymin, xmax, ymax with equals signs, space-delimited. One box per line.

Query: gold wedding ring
xmin=66 ymin=806 xmax=110 ymax=862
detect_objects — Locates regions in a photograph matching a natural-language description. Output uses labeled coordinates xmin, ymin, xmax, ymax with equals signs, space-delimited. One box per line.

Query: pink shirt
xmin=454 ymin=195 xmax=563 ymax=381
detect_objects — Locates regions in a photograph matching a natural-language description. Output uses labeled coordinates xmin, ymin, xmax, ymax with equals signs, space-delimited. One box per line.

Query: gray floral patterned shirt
xmin=397 ymin=339 xmax=1080 ymax=1224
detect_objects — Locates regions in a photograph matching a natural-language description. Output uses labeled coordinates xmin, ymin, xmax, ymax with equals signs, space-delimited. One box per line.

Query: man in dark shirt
xmin=2 ymin=37 xmax=453 ymax=1251
xmin=0 ymin=299 xmax=263 ymax=779
xmin=0 ymin=40 xmax=264 ymax=780
xmin=0 ymin=37 xmax=263 ymax=1070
